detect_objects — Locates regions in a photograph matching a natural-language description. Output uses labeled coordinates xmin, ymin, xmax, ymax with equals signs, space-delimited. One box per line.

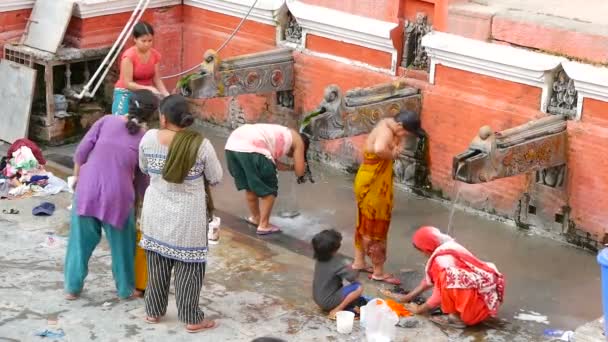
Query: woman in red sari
xmin=383 ymin=226 xmax=505 ymax=328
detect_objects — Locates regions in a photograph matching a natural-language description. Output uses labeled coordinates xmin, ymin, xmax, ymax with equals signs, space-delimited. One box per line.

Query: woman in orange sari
xmin=383 ymin=226 xmax=505 ymax=328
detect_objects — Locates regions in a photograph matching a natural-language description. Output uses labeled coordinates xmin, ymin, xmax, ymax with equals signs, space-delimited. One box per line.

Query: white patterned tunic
xmin=138 ymin=130 xmax=223 ymax=262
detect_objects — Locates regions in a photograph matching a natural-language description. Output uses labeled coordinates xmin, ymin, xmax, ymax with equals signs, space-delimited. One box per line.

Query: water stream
xmin=447 ymin=164 xmax=465 ymax=236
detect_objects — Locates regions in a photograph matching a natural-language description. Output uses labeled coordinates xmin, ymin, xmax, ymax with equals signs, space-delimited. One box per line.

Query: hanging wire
xmin=160 ymin=0 xmax=260 ymax=80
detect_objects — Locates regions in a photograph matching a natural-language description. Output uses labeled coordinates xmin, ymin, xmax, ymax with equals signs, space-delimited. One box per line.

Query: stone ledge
xmin=184 ymin=0 xmax=286 ymax=26
xmin=422 ymin=31 xmax=566 ymax=112
xmin=0 ymin=0 xmax=34 ymax=12
xmin=73 ymin=0 xmax=181 ymax=18
xmin=563 ymin=61 xmax=608 ymax=118
xmin=287 ymin=0 xmax=399 ymax=73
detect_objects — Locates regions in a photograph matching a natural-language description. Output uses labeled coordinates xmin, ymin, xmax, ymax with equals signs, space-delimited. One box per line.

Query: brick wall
xmin=0 ymin=9 xmax=30 ymax=58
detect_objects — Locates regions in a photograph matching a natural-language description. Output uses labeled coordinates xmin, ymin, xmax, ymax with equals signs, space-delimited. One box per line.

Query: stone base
xmin=574 ymin=317 xmax=606 ymax=342
xmin=29 ymin=108 xmax=104 ymax=146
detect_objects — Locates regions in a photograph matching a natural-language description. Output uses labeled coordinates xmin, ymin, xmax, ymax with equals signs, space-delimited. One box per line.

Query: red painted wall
xmin=0 ymin=8 xmax=31 ymax=58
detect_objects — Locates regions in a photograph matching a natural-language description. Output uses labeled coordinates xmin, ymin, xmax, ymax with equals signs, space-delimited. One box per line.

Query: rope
xmin=161 ymin=0 xmax=260 ymax=80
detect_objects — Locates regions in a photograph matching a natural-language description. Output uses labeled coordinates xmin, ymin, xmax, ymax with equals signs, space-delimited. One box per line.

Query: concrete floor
xmin=5 ymin=122 xmax=602 ymax=341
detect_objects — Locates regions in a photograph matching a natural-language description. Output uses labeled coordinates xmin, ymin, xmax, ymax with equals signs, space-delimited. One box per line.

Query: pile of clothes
xmin=1 ymin=139 xmax=69 ymax=199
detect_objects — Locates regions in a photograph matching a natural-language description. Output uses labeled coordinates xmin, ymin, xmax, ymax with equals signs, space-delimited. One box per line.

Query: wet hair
xmin=312 ymin=229 xmax=342 ymax=262
xmin=394 ymin=110 xmax=426 ymax=138
xmin=126 ymin=89 xmax=160 ymax=134
xmin=301 ymin=133 xmax=310 ymax=163
xmin=160 ymin=94 xmax=194 ymax=128
xmin=132 ymin=21 xmax=154 ymax=39
xmin=251 ymin=338 xmax=286 ymax=342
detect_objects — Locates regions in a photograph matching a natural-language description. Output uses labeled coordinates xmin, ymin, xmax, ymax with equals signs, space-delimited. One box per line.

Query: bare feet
xmin=351 ymin=264 xmax=374 ymax=273
xmin=369 ymin=273 xmax=402 ymax=285
xmin=328 ymin=309 xmax=339 ymax=320
xmin=186 ymin=319 xmax=218 ymax=333
xmin=380 ymin=289 xmax=409 ymax=302
xmin=132 ymin=289 xmax=144 ymax=298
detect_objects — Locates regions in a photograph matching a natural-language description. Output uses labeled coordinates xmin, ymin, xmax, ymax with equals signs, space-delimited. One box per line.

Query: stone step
xmin=446 ymin=0 xmax=608 ymax=64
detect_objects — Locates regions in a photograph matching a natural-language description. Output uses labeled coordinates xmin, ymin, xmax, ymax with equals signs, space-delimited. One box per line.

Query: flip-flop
xmin=65 ymin=293 xmax=79 ymax=301
xmin=2 ymin=209 xmax=19 ymax=214
xmin=186 ymin=320 xmax=218 ymax=333
xmin=241 ymin=216 xmax=259 ymax=226
xmin=429 ymin=315 xmax=466 ymax=329
xmin=256 ymin=225 xmax=282 ymax=236
xmin=145 ymin=316 xmax=160 ymax=324
xmin=368 ymin=274 xmax=402 ymax=285
xmin=352 ymin=265 xmax=374 ymax=273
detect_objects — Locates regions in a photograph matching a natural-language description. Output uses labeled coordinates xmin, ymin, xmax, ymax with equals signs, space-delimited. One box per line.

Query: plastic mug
xmin=336 ymin=311 xmax=355 ymax=334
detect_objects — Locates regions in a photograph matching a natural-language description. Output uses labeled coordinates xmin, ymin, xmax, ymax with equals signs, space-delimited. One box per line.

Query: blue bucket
xmin=597 ymin=248 xmax=608 ymax=337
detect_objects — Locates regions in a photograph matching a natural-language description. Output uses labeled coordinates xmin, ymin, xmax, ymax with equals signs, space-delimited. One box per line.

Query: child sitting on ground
xmin=312 ymin=229 xmax=366 ymax=319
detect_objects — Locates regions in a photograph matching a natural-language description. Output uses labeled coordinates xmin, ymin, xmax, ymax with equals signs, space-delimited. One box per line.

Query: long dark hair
xmin=160 ymin=95 xmax=194 ymax=128
xmin=132 ymin=21 xmax=154 ymax=38
xmin=126 ymin=90 xmax=159 ymax=134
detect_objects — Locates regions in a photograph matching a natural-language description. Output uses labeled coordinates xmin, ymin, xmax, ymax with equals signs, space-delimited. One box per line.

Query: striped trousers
xmin=144 ymin=250 xmax=206 ymax=324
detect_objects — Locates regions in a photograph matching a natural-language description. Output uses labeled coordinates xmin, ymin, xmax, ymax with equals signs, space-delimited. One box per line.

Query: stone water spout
xmin=300 ymin=80 xmax=429 ymax=188
xmin=452 ymin=115 xmax=568 ymax=184
xmin=177 ymin=48 xmax=294 ymax=99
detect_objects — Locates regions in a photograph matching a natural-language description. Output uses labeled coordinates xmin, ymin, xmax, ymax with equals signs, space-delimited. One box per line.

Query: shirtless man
xmin=225 ymin=124 xmax=309 ymax=235
xmin=351 ymin=110 xmax=425 ymax=285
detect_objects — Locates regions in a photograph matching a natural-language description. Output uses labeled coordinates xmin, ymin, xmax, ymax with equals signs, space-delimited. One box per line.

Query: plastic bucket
xmin=336 ymin=311 xmax=355 ymax=334
xmin=597 ymin=248 xmax=608 ymax=338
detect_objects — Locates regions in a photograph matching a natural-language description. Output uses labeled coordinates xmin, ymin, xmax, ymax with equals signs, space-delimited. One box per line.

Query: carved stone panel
xmin=285 ymin=13 xmax=302 ymax=44
xmin=536 ymin=164 xmax=566 ymax=188
xmin=548 ymin=69 xmax=578 ymax=118
xmin=277 ymin=90 xmax=295 ymax=109
xmin=401 ymin=13 xmax=432 ymax=70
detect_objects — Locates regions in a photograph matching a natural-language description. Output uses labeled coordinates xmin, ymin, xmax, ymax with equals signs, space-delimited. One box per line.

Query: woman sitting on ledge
xmin=383 ymin=226 xmax=505 ymax=328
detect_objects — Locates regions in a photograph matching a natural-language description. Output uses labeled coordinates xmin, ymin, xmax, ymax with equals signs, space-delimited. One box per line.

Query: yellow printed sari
xmin=353 ymin=152 xmax=394 ymax=264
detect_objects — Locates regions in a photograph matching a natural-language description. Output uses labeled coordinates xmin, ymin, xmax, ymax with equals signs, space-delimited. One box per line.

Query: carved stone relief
xmin=285 ymin=13 xmax=302 ymax=44
xmin=402 ymin=13 xmax=432 ymax=70
xmin=277 ymin=90 xmax=294 ymax=109
xmin=536 ymin=164 xmax=566 ymax=188
xmin=228 ymin=97 xmax=246 ymax=129
xmin=548 ymin=69 xmax=578 ymax=118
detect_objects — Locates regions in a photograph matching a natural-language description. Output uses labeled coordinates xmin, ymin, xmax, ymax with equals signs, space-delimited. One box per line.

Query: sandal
xmin=351 ymin=265 xmax=374 ymax=273
xmin=242 ymin=216 xmax=259 ymax=226
xmin=65 ymin=293 xmax=79 ymax=301
xmin=145 ymin=316 xmax=161 ymax=324
xmin=368 ymin=274 xmax=402 ymax=285
xmin=2 ymin=209 xmax=19 ymax=215
xmin=256 ymin=225 xmax=282 ymax=236
xmin=429 ymin=314 xmax=466 ymax=329
xmin=186 ymin=319 xmax=218 ymax=333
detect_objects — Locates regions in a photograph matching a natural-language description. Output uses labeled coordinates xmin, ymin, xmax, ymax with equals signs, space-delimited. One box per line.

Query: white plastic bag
xmin=208 ymin=216 xmax=221 ymax=245
xmin=362 ymin=298 xmax=399 ymax=342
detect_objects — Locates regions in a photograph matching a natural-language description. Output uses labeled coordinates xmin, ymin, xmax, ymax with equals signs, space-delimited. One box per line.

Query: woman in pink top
xmin=225 ymin=124 xmax=309 ymax=234
xmin=112 ymin=22 xmax=169 ymax=115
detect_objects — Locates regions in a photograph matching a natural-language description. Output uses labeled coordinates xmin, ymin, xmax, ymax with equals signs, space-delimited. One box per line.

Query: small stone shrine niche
xmin=284 ymin=12 xmax=302 ymax=44
xmin=402 ymin=12 xmax=433 ymax=70
xmin=548 ymin=69 xmax=578 ymax=119
xmin=536 ymin=164 xmax=566 ymax=189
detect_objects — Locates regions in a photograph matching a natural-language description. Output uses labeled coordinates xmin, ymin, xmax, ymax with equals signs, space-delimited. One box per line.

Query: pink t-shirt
xmin=115 ymin=46 xmax=161 ymax=88
xmin=225 ymin=124 xmax=293 ymax=163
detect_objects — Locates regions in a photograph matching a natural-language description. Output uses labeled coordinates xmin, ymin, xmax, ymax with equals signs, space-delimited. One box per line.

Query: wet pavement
xmin=5 ymin=123 xmax=601 ymax=341
xmin=197 ymin=124 xmax=602 ymax=338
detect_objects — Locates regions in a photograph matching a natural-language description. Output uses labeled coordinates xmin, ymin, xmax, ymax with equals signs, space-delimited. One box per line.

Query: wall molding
xmin=286 ymin=0 xmax=399 ymax=74
xmin=184 ymin=0 xmax=286 ymax=26
xmin=422 ymin=31 xmax=567 ymax=113
xmin=563 ymin=61 xmax=608 ymax=118
xmin=74 ymin=0 xmax=181 ymax=19
xmin=1 ymin=0 xmax=35 ymax=12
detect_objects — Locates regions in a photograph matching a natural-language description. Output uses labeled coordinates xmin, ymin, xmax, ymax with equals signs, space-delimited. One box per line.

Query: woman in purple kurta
xmin=64 ymin=90 xmax=159 ymax=300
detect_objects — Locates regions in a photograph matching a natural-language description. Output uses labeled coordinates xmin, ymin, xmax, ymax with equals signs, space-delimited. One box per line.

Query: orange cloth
xmin=134 ymin=200 xmax=147 ymax=291
xmin=437 ymin=271 xmax=492 ymax=325
xmin=353 ymin=152 xmax=394 ymax=264
xmin=385 ymin=299 xmax=412 ymax=317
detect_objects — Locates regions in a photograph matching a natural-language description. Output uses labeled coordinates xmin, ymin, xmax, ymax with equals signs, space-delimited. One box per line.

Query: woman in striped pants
xmin=138 ymin=95 xmax=223 ymax=333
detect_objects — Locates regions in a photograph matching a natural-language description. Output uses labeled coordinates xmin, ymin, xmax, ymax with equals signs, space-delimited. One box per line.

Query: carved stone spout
xmin=301 ymin=80 xmax=421 ymax=140
xmin=178 ymin=48 xmax=294 ymax=99
xmin=453 ymin=115 xmax=568 ymax=183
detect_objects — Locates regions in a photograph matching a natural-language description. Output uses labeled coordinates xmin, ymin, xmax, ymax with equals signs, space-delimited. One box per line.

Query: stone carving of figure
xmin=537 ymin=165 xmax=566 ymax=188
xmin=402 ymin=13 xmax=432 ymax=70
xmin=285 ymin=14 xmax=302 ymax=44
xmin=304 ymin=85 xmax=347 ymax=140
xmin=548 ymin=70 xmax=577 ymax=117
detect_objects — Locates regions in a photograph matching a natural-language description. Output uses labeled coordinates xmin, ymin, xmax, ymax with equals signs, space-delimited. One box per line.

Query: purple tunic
xmin=74 ymin=115 xmax=149 ymax=228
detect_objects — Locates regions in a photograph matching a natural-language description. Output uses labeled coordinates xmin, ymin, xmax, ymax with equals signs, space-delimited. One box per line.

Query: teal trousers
xmin=64 ymin=203 xmax=136 ymax=298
